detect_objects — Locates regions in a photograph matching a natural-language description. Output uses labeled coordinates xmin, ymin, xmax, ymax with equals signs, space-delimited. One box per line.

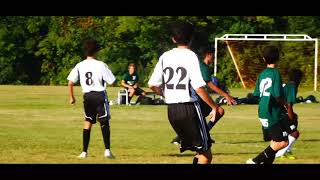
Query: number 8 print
xmin=85 ymin=72 xmax=93 ymax=85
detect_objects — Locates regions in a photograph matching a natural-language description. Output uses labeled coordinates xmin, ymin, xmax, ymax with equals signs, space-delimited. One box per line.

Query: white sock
xmin=286 ymin=135 xmax=297 ymax=153
xmin=275 ymin=135 xmax=296 ymax=157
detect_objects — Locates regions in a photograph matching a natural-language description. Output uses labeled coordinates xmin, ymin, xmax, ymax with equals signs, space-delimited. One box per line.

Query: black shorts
xmin=262 ymin=118 xmax=289 ymax=142
xmin=126 ymin=87 xmax=145 ymax=96
xmin=83 ymin=91 xmax=110 ymax=124
xmin=283 ymin=115 xmax=299 ymax=134
xmin=167 ymin=102 xmax=212 ymax=153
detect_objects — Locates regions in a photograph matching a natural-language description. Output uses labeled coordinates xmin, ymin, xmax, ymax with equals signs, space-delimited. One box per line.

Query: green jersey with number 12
xmin=253 ymin=67 xmax=285 ymax=129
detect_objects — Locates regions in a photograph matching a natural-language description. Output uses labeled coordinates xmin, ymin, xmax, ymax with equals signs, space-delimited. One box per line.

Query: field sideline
xmin=0 ymin=85 xmax=319 ymax=164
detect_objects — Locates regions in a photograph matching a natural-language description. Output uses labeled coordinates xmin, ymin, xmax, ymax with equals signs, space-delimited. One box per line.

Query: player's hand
xmin=133 ymin=84 xmax=138 ymax=88
xmin=69 ymin=97 xmax=76 ymax=105
xmin=209 ymin=107 xmax=217 ymax=122
xmin=225 ymin=95 xmax=237 ymax=106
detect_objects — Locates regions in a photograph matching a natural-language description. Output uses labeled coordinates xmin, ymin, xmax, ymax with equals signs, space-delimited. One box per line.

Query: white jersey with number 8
xmin=148 ymin=48 xmax=206 ymax=104
xmin=67 ymin=59 xmax=116 ymax=93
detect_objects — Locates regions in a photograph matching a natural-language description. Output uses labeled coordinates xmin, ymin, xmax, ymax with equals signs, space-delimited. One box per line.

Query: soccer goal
xmin=214 ymin=34 xmax=318 ymax=91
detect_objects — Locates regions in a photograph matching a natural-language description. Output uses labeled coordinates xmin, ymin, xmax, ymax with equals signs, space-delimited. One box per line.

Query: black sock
xmin=83 ymin=129 xmax=91 ymax=152
xmin=128 ymin=96 xmax=133 ymax=103
xmin=253 ymin=146 xmax=277 ymax=164
xmin=207 ymin=121 xmax=216 ymax=131
xmin=101 ymin=122 xmax=110 ymax=149
xmin=136 ymin=96 xmax=143 ymax=104
xmin=193 ymin=157 xmax=199 ymax=164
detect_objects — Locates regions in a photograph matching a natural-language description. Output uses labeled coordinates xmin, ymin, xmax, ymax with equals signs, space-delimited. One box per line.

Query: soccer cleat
xmin=277 ymin=155 xmax=287 ymax=161
xmin=104 ymin=149 xmax=115 ymax=159
xmin=246 ymin=159 xmax=256 ymax=164
xmin=170 ymin=137 xmax=180 ymax=145
xmin=78 ymin=152 xmax=87 ymax=158
xmin=285 ymin=152 xmax=296 ymax=160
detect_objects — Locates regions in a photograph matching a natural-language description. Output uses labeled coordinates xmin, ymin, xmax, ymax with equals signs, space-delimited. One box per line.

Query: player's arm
xmin=275 ymin=96 xmax=287 ymax=109
xmin=287 ymin=103 xmax=295 ymax=120
xmin=133 ymin=82 xmax=138 ymax=89
xmin=207 ymin=81 xmax=236 ymax=105
xmin=68 ymin=81 xmax=76 ymax=104
xmin=273 ymin=70 xmax=287 ymax=110
xmin=102 ymin=63 xmax=116 ymax=86
xmin=67 ymin=66 xmax=79 ymax=105
xmin=121 ymin=80 xmax=132 ymax=89
xmin=190 ymin=55 xmax=218 ymax=120
xmin=149 ymin=86 xmax=163 ymax=96
xmin=148 ymin=58 xmax=163 ymax=96
xmin=286 ymin=85 xmax=297 ymax=120
xmin=196 ymin=87 xmax=218 ymax=120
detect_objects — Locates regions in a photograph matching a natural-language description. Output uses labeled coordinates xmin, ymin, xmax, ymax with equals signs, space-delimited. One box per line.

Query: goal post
xmin=214 ymin=34 xmax=318 ymax=91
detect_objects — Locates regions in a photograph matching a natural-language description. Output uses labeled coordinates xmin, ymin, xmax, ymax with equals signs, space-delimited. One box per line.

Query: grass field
xmin=0 ymin=85 xmax=319 ymax=164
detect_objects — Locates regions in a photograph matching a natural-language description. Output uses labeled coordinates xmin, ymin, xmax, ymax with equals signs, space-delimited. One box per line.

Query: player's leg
xmin=127 ymin=88 xmax=136 ymax=103
xmin=276 ymin=117 xmax=299 ymax=159
xmin=194 ymin=149 xmax=212 ymax=164
xmin=207 ymin=106 xmax=224 ymax=130
xmin=193 ymin=102 xmax=213 ymax=164
xmin=79 ymin=92 xmax=96 ymax=158
xmin=79 ymin=121 xmax=93 ymax=158
xmin=287 ymin=115 xmax=299 ymax=154
xmin=98 ymin=91 xmax=114 ymax=158
xmin=135 ymin=88 xmax=145 ymax=104
xmin=248 ymin=140 xmax=288 ymax=164
xmin=248 ymin=121 xmax=288 ymax=164
xmin=167 ymin=103 xmax=212 ymax=164
xmin=100 ymin=120 xmax=114 ymax=158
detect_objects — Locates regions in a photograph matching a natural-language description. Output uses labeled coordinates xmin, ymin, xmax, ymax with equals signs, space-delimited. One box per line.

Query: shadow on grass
xmin=216 ymin=132 xmax=261 ymax=135
xmin=299 ymin=139 xmax=320 ymax=142
xmin=213 ymin=152 xmax=260 ymax=155
xmin=219 ymin=138 xmax=320 ymax=144
xmin=163 ymin=153 xmax=195 ymax=157
xmin=163 ymin=151 xmax=259 ymax=157
xmin=217 ymin=140 xmax=266 ymax=144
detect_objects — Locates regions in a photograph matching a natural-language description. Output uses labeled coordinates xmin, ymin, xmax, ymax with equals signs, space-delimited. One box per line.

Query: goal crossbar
xmin=214 ymin=34 xmax=318 ymax=91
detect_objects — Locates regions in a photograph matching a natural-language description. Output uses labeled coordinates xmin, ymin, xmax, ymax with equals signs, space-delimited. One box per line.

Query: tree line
xmin=0 ymin=16 xmax=319 ymax=87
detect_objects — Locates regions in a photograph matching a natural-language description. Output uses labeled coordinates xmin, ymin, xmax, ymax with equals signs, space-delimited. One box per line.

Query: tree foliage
xmin=0 ymin=16 xmax=319 ymax=88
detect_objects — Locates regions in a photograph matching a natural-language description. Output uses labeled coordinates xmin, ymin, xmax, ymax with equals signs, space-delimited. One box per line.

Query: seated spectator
xmin=121 ymin=63 xmax=146 ymax=104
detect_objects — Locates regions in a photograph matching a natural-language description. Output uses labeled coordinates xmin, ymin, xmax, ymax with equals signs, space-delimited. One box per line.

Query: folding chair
xmin=117 ymin=89 xmax=129 ymax=105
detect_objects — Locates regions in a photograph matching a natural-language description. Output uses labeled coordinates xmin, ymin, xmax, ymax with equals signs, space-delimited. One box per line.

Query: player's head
xmin=262 ymin=45 xmax=279 ymax=65
xmin=83 ymin=38 xmax=101 ymax=57
xmin=288 ymin=68 xmax=303 ymax=86
xmin=170 ymin=22 xmax=195 ymax=46
xmin=128 ymin=63 xmax=136 ymax=74
xmin=201 ymin=47 xmax=214 ymax=64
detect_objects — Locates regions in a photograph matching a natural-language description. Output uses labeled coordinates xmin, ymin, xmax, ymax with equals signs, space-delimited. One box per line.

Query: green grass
xmin=0 ymin=85 xmax=320 ymax=164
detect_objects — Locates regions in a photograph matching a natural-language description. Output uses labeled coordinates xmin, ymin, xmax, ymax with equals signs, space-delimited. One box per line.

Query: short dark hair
xmin=201 ymin=47 xmax=215 ymax=58
xmin=262 ymin=45 xmax=279 ymax=64
xmin=83 ymin=38 xmax=100 ymax=56
xmin=288 ymin=68 xmax=303 ymax=86
xmin=170 ymin=22 xmax=195 ymax=45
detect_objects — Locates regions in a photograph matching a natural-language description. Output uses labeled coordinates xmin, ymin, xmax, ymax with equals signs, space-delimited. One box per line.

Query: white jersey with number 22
xmin=148 ymin=48 xmax=206 ymax=104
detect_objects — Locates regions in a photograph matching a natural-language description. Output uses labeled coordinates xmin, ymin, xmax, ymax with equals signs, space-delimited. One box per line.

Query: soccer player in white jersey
xmin=148 ymin=22 xmax=218 ymax=164
xmin=67 ymin=38 xmax=116 ymax=159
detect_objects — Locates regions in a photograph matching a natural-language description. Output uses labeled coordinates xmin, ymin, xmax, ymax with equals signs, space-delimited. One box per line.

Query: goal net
xmin=214 ymin=34 xmax=319 ymax=91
